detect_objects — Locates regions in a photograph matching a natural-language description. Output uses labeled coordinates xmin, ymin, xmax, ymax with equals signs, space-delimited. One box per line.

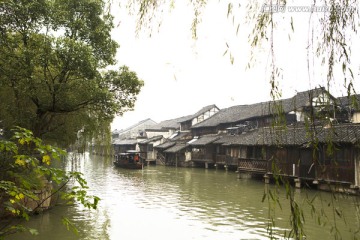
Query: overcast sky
xmin=110 ymin=1 xmax=360 ymax=131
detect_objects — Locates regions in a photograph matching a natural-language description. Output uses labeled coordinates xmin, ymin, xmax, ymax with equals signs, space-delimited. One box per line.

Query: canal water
xmin=8 ymin=153 xmax=360 ymax=239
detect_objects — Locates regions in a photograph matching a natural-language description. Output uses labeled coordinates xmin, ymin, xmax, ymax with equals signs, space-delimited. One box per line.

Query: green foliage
xmin=0 ymin=0 xmax=144 ymax=147
xmin=0 ymin=127 xmax=100 ymax=239
xmin=61 ymin=217 xmax=79 ymax=235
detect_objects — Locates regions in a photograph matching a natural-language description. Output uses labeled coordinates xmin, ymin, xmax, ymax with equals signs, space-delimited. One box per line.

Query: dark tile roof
xmin=164 ymin=143 xmax=188 ymax=153
xmin=115 ymin=118 xmax=156 ymax=134
xmin=145 ymin=115 xmax=192 ymax=131
xmin=178 ymin=104 xmax=218 ymax=123
xmin=319 ymin=124 xmax=360 ymax=144
xmin=213 ymin=135 xmax=237 ymax=144
xmin=220 ymin=129 xmax=266 ymax=146
xmin=190 ymin=104 xmax=268 ymax=128
xmin=219 ymin=124 xmax=360 ymax=146
xmin=337 ymin=94 xmax=360 ymax=108
xmin=192 ymin=87 xmax=329 ymax=129
xmin=146 ymin=105 xmax=218 ymax=131
xmin=112 ymin=139 xmax=138 ymax=145
xmin=290 ymin=87 xmax=328 ymax=108
xmin=189 ymin=135 xmax=221 ymax=146
xmin=154 ymin=141 xmax=176 ymax=149
xmin=139 ymin=135 xmax=163 ymax=144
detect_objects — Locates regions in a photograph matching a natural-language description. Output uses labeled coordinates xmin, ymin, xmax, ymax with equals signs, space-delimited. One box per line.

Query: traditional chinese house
xmin=218 ymin=123 xmax=360 ymax=192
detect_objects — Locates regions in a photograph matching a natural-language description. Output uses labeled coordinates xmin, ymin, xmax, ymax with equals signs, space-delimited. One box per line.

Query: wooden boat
xmin=113 ymin=151 xmax=143 ymax=169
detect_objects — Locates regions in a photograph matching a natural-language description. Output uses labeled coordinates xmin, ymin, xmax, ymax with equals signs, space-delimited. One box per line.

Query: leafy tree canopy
xmin=0 ymin=0 xmax=144 ymax=147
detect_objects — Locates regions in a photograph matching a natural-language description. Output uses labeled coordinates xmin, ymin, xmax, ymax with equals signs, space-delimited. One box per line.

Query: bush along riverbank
xmin=0 ymin=127 xmax=100 ymax=239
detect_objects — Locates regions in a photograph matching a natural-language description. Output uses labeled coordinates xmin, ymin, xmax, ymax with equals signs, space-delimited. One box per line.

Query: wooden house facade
xmin=163 ymin=143 xmax=188 ymax=167
xmin=138 ymin=135 xmax=163 ymax=164
xmin=154 ymin=141 xmax=176 ymax=165
xmin=190 ymin=88 xmax=335 ymax=136
xmin=141 ymin=105 xmax=218 ymax=165
xmin=215 ymin=124 xmax=360 ymax=191
xmin=112 ymin=139 xmax=139 ymax=155
xmin=109 ymin=87 xmax=360 ymax=193
xmin=185 ymin=135 xmax=221 ymax=168
xmin=153 ymin=132 xmax=192 ymax=166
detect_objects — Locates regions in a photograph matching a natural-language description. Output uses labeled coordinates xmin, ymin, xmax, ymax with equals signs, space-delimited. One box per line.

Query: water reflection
xmin=7 ymin=153 xmax=360 ymax=240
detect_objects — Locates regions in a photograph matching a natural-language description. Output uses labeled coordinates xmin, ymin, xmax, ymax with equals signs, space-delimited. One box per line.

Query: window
xmin=335 ymin=147 xmax=351 ymax=165
xmin=246 ymin=146 xmax=264 ymax=159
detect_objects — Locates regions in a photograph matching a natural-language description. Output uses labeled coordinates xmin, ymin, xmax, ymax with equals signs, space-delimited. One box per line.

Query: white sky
xmin=110 ymin=1 xmax=360 ymax=131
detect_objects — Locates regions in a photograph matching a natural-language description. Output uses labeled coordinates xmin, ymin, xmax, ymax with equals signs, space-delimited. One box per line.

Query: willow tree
xmin=126 ymin=0 xmax=359 ymax=239
xmin=0 ymin=0 xmax=144 ymax=147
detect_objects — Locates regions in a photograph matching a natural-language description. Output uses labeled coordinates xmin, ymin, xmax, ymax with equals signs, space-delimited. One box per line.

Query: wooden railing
xmin=157 ymin=152 xmax=166 ymax=165
xmin=238 ymin=159 xmax=267 ymax=173
xmin=189 ymin=152 xmax=214 ymax=162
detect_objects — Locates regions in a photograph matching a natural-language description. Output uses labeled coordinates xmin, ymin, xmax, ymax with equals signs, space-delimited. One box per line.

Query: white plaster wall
xmin=352 ymin=112 xmax=360 ymax=123
xmin=191 ymin=107 xmax=219 ymax=126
